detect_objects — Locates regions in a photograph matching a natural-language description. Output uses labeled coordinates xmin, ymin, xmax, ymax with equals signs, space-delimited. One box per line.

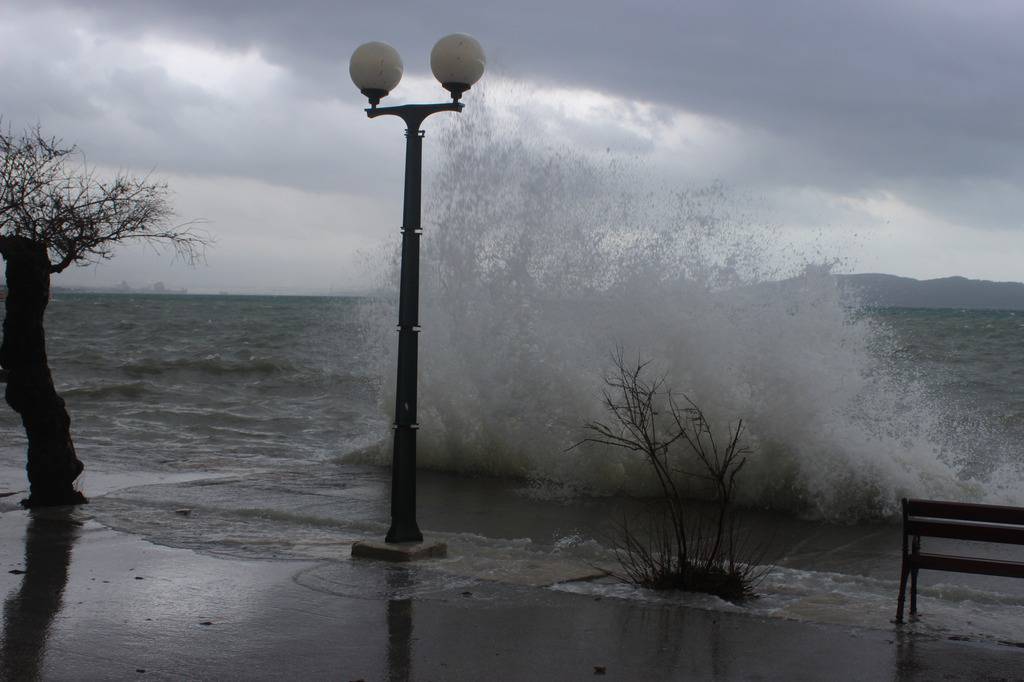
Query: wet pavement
xmin=2 ymin=508 xmax=1023 ymax=681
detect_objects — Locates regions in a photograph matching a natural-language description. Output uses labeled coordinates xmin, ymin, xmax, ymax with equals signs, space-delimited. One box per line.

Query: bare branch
xmin=0 ymin=122 xmax=209 ymax=270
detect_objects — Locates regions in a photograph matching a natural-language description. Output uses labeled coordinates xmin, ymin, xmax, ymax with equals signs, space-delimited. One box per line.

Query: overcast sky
xmin=2 ymin=1 xmax=1022 ymax=293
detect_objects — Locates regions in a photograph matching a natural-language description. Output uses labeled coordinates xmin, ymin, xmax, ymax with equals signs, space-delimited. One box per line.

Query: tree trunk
xmin=0 ymin=235 xmax=86 ymax=507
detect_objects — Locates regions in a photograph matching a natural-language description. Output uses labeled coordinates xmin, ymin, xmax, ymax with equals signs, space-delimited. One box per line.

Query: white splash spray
xmin=358 ymin=84 xmax=1018 ymax=521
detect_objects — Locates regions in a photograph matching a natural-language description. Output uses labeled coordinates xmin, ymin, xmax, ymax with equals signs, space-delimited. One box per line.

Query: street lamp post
xmin=350 ymin=35 xmax=485 ymax=544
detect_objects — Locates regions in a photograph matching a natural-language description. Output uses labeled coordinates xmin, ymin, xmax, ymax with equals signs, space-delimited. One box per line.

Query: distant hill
xmin=836 ymin=274 xmax=1024 ymax=311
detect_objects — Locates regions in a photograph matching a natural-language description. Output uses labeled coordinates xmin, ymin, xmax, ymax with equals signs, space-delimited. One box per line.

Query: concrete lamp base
xmin=351 ymin=539 xmax=448 ymax=562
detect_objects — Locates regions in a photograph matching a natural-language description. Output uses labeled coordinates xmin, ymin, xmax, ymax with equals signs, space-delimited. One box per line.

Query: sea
xmin=1 ymin=292 xmax=1022 ymax=649
xmin=2 ymin=106 xmax=1024 ymax=650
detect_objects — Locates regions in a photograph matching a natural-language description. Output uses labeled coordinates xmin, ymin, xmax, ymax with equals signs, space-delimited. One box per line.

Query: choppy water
xmin=36 ymin=294 xmax=384 ymax=471
xmin=3 ymin=293 xmax=1020 ymax=496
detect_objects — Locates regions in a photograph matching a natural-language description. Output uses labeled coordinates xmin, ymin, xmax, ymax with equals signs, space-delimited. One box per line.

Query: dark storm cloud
xmin=16 ymin=1 xmax=1024 ymax=171
xmin=4 ymin=0 xmax=1023 ymax=226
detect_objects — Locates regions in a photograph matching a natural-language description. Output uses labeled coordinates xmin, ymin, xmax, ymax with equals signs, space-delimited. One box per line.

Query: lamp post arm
xmin=366 ymin=102 xmax=464 ymax=131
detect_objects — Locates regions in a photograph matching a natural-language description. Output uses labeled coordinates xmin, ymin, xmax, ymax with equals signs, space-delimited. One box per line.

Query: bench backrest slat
xmin=905 ymin=519 xmax=1024 ymax=546
xmin=914 ymin=553 xmax=1024 ymax=579
xmin=904 ymin=499 xmax=1024 ymax=526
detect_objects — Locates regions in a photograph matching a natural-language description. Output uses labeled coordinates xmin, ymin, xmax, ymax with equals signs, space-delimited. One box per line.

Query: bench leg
xmin=909 ymin=566 xmax=918 ymax=616
xmin=896 ymin=558 xmax=909 ymax=623
xmin=908 ymin=534 xmax=920 ymax=618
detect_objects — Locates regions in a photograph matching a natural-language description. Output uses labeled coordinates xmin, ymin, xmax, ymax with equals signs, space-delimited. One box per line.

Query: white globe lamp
xmin=430 ymin=33 xmax=486 ymax=101
xmin=349 ymin=41 xmax=403 ymax=106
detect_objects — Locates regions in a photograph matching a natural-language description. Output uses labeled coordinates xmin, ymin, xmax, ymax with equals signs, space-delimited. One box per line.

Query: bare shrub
xmin=579 ymin=347 xmax=768 ymax=600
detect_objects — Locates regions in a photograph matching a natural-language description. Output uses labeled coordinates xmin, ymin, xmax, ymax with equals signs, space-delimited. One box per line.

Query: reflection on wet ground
xmin=2 ymin=509 xmax=80 ymax=680
xmin=385 ymin=566 xmax=413 ymax=681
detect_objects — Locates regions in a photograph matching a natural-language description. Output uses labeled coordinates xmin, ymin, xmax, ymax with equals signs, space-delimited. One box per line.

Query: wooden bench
xmin=896 ymin=498 xmax=1024 ymax=622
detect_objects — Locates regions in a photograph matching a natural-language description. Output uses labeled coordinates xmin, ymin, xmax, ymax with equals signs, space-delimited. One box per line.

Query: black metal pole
xmin=366 ymin=102 xmax=461 ymax=544
xmin=387 ymin=126 xmax=424 ymax=543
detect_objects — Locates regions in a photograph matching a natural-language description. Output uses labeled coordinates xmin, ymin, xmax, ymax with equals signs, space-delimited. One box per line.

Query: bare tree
xmin=0 ymin=124 xmax=206 ymax=507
